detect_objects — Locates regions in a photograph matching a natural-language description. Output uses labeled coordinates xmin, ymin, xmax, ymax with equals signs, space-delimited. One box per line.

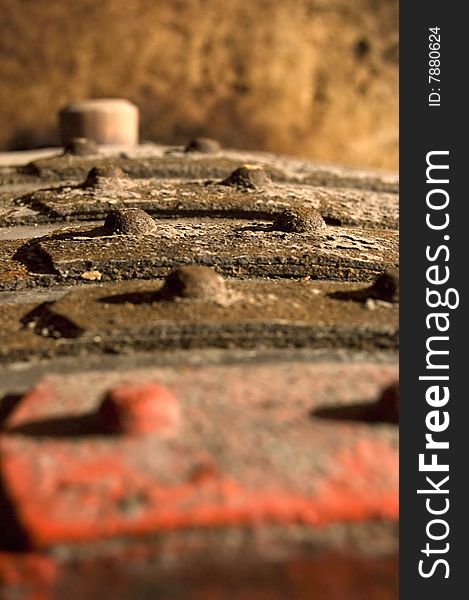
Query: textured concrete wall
xmin=0 ymin=0 xmax=398 ymax=169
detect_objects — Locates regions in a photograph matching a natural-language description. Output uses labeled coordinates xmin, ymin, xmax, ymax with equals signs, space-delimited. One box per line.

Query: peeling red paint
xmin=0 ymin=365 xmax=398 ymax=548
xmin=0 ymin=437 xmax=397 ymax=548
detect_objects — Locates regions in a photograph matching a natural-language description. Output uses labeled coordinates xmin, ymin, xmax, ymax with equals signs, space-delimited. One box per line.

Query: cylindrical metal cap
xmin=59 ymin=99 xmax=139 ymax=146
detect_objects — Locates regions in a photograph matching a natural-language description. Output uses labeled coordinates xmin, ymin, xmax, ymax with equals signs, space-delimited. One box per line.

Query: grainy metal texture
xmin=0 ymin=221 xmax=397 ymax=291
xmin=0 ymin=144 xmax=399 ymax=190
xmin=0 ymin=143 xmax=399 ymax=599
xmin=0 ymin=277 xmax=397 ymax=363
xmin=3 ymin=176 xmax=398 ymax=229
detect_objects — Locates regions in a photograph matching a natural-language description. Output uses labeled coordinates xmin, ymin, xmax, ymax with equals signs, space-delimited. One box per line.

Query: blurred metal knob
xmin=59 ymin=99 xmax=139 ymax=147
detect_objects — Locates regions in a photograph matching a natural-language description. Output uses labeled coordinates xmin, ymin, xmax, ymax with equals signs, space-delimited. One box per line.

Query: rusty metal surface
xmin=1 ymin=227 xmax=395 ymax=288
xmin=0 ymin=143 xmax=398 ymax=599
xmin=3 ymin=175 xmax=398 ymax=230
xmin=0 ymin=279 xmax=397 ymax=363
xmin=0 ymin=144 xmax=399 ymax=189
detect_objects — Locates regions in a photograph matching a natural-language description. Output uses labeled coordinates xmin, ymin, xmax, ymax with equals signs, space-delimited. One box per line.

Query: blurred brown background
xmin=0 ymin=0 xmax=398 ymax=169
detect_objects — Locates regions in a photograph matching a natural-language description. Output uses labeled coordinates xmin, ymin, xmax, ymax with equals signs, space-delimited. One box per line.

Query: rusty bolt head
xmin=184 ymin=137 xmax=221 ymax=153
xmin=83 ymin=165 xmax=126 ymax=188
xmin=103 ymin=209 xmax=156 ymax=236
xmin=220 ymin=164 xmax=271 ymax=189
xmin=367 ymin=269 xmax=399 ymax=303
xmin=376 ymin=381 xmax=399 ymax=424
xmin=159 ymin=266 xmax=227 ymax=302
xmin=64 ymin=137 xmax=99 ymax=157
xmin=96 ymin=383 xmax=180 ymax=436
xmin=273 ymin=207 xmax=326 ymax=233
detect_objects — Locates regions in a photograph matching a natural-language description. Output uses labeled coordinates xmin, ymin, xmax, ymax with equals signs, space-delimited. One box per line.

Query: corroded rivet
xmin=59 ymin=99 xmax=139 ymax=146
xmin=83 ymin=165 xmax=126 ymax=188
xmin=184 ymin=137 xmax=221 ymax=153
xmin=376 ymin=381 xmax=399 ymax=424
xmin=63 ymin=137 xmax=99 ymax=157
xmin=97 ymin=383 xmax=180 ymax=436
xmin=220 ymin=164 xmax=271 ymax=189
xmin=273 ymin=207 xmax=326 ymax=233
xmin=367 ymin=269 xmax=399 ymax=302
xmin=103 ymin=209 xmax=156 ymax=235
xmin=159 ymin=266 xmax=226 ymax=301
